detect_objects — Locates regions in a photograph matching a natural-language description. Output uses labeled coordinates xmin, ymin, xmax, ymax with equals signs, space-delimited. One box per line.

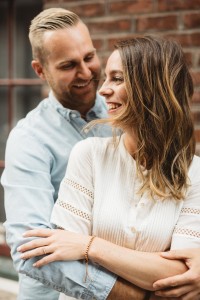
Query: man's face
xmin=36 ymin=22 xmax=101 ymax=115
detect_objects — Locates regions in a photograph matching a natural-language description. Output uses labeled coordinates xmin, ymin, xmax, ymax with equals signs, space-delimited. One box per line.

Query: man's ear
xmin=31 ymin=60 xmax=46 ymax=80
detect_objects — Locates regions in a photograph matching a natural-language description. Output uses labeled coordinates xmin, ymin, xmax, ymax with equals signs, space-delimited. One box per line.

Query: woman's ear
xmin=31 ymin=60 xmax=46 ymax=80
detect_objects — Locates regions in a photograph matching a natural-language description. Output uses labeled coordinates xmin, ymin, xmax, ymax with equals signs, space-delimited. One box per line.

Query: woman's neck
xmin=123 ymin=132 xmax=137 ymax=158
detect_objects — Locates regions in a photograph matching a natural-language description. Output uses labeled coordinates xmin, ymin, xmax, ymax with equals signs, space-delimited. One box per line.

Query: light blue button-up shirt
xmin=1 ymin=91 xmax=116 ymax=300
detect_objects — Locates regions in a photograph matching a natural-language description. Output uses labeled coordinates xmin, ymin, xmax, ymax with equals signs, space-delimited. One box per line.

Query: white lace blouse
xmin=51 ymin=135 xmax=200 ymax=252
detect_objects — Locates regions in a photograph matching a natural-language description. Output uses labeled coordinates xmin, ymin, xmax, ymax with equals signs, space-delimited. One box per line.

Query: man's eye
xmin=85 ymin=55 xmax=94 ymax=62
xmin=62 ymin=63 xmax=75 ymax=70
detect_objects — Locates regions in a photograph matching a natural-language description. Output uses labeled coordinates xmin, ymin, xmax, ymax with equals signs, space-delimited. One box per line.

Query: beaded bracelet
xmin=84 ymin=235 xmax=96 ymax=282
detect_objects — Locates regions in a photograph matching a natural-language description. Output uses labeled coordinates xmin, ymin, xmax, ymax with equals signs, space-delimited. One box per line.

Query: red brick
xmin=191 ymin=71 xmax=200 ymax=87
xmin=99 ymin=54 xmax=111 ymax=69
xmin=192 ymin=111 xmax=200 ymax=124
xmin=109 ymin=0 xmax=153 ymax=14
xmin=92 ymin=39 xmax=104 ymax=51
xmin=192 ymin=91 xmax=200 ymax=103
xmin=137 ymin=15 xmax=177 ymax=32
xmin=158 ymin=0 xmax=200 ymax=11
xmin=108 ymin=34 xmax=138 ymax=51
xmin=183 ymin=13 xmax=200 ymax=29
xmin=195 ymin=129 xmax=200 ymax=142
xmin=184 ymin=51 xmax=193 ymax=67
xmin=88 ymin=19 xmax=131 ymax=34
xmin=60 ymin=3 xmax=105 ymax=17
xmin=0 ymin=244 xmax=10 ymax=257
xmin=165 ymin=33 xmax=200 ymax=47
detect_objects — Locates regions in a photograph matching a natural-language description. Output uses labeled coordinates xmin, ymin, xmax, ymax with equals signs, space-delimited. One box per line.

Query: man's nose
xmin=77 ymin=62 xmax=91 ymax=79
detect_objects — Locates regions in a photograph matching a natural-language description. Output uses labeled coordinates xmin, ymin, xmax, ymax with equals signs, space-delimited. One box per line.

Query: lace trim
xmin=57 ymin=199 xmax=91 ymax=221
xmin=174 ymin=227 xmax=200 ymax=238
xmin=64 ymin=178 xmax=94 ymax=199
xmin=181 ymin=207 xmax=200 ymax=215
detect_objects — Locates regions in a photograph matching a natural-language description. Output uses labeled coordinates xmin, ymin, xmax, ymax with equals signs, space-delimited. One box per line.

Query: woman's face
xmin=99 ymin=50 xmax=127 ymax=116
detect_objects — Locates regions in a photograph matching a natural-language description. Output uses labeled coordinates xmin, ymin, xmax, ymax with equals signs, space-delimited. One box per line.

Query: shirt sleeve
xmin=170 ymin=159 xmax=200 ymax=249
xmin=51 ymin=139 xmax=94 ymax=235
xmin=2 ymin=131 xmax=116 ymax=300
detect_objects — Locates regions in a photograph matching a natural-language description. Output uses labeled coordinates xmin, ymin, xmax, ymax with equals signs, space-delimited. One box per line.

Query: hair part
xmin=29 ymin=8 xmax=81 ymax=63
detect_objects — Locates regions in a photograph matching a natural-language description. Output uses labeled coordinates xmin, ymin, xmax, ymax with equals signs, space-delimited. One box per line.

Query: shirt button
xmin=71 ymin=113 xmax=77 ymax=118
xmin=140 ymin=202 xmax=145 ymax=207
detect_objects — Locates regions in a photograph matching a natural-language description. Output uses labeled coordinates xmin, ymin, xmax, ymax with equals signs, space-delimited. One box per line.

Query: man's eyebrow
xmin=85 ymin=48 xmax=97 ymax=56
xmin=58 ymin=49 xmax=97 ymax=67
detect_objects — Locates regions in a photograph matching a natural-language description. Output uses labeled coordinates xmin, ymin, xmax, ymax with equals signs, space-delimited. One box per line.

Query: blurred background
xmin=0 ymin=0 xmax=200 ymax=298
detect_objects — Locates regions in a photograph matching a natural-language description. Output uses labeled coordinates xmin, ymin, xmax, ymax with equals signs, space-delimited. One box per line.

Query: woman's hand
xmin=17 ymin=228 xmax=90 ymax=267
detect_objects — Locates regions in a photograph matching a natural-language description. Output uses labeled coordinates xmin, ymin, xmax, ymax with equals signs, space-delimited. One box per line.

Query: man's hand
xmin=107 ymin=277 xmax=146 ymax=300
xmin=152 ymin=248 xmax=200 ymax=300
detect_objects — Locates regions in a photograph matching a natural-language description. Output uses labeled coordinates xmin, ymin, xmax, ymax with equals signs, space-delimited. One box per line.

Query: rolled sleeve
xmin=2 ymin=129 xmax=116 ymax=299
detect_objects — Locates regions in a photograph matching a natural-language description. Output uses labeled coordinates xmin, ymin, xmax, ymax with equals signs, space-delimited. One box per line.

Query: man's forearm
xmin=108 ymin=277 xmax=146 ymax=300
xmin=20 ymin=258 xmax=117 ymax=300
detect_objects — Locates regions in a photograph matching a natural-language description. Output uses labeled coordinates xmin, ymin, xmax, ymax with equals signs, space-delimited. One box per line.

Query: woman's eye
xmin=113 ymin=77 xmax=124 ymax=82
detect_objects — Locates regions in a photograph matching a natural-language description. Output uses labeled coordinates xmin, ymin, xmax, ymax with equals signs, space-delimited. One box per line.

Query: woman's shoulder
xmin=188 ymin=155 xmax=200 ymax=182
xmin=71 ymin=136 xmax=114 ymax=155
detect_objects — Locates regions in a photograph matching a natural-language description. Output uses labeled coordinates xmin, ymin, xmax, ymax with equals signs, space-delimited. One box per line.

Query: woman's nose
xmin=99 ymin=83 xmax=113 ymax=96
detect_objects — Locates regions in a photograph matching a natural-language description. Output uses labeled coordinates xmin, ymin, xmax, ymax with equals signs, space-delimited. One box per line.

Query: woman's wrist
xmin=87 ymin=236 xmax=101 ymax=262
xmin=83 ymin=235 xmax=96 ymax=282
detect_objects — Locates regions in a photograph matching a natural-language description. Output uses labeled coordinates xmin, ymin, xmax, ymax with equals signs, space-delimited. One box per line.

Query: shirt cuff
xmin=19 ymin=258 xmax=117 ymax=300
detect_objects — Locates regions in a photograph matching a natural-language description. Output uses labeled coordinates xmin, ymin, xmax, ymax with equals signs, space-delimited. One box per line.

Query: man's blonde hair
xmin=29 ymin=8 xmax=80 ymax=62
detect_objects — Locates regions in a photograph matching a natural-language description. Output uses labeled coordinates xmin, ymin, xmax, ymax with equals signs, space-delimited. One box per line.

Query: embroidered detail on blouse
xmin=174 ymin=227 xmax=200 ymax=238
xmin=181 ymin=207 xmax=200 ymax=215
xmin=57 ymin=199 xmax=91 ymax=221
xmin=64 ymin=178 xmax=94 ymax=199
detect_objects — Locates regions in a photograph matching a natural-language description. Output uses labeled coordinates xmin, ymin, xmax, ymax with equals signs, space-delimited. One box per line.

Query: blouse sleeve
xmin=50 ymin=138 xmax=94 ymax=235
xmin=171 ymin=157 xmax=200 ymax=249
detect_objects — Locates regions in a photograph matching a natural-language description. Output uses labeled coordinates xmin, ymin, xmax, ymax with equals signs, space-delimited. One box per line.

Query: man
xmin=153 ymin=249 xmax=200 ymax=299
xmin=1 ymin=7 xmax=145 ymax=300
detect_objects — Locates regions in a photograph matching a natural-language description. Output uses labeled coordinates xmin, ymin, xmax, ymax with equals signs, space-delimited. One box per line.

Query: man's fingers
xmin=153 ymin=272 xmax=191 ymax=289
xmin=182 ymin=290 xmax=200 ymax=300
xmin=155 ymin=285 xmax=193 ymax=297
xmin=160 ymin=249 xmax=191 ymax=260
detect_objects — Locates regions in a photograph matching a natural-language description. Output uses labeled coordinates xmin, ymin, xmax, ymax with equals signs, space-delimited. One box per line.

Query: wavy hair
xmin=93 ymin=36 xmax=195 ymax=200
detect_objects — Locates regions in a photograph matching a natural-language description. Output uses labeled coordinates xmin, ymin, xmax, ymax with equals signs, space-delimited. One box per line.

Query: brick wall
xmin=44 ymin=0 xmax=200 ymax=153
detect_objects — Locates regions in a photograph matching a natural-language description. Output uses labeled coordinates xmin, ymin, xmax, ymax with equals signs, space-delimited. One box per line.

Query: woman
xmin=18 ymin=36 xmax=200 ymax=299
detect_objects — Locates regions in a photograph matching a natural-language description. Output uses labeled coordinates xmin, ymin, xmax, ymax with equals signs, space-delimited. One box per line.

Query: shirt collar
xmin=48 ymin=90 xmax=107 ymax=121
